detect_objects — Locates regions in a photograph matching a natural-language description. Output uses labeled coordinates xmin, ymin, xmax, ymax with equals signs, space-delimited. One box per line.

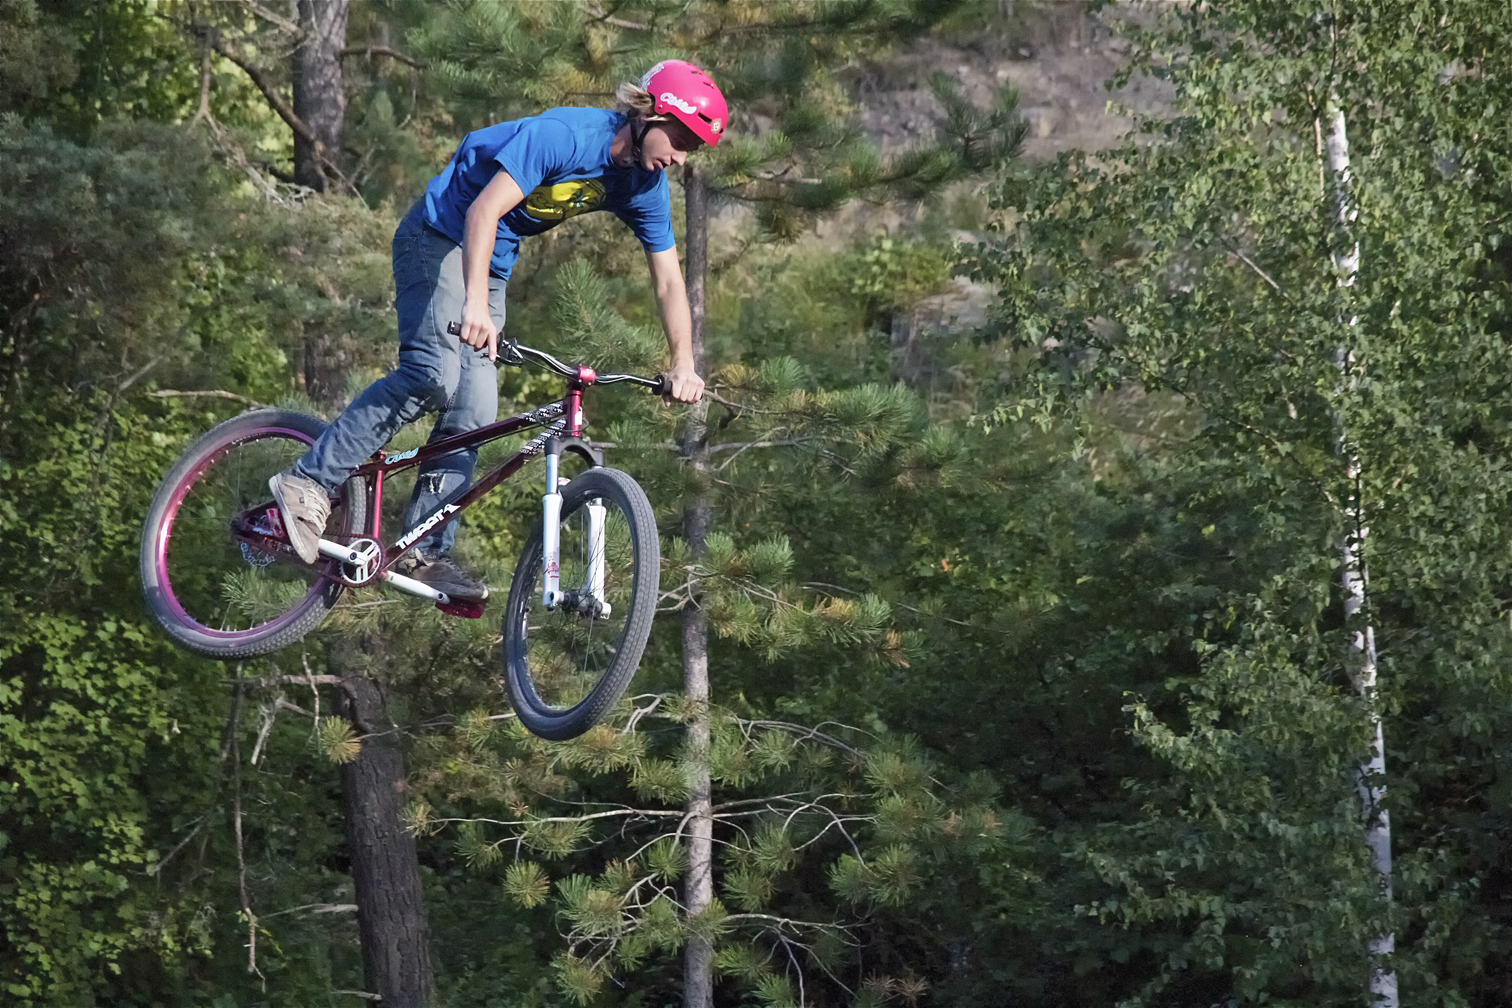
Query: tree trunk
xmin=680 ymin=162 xmax=715 ymax=1008
xmin=293 ymin=0 xmax=348 ymax=191
xmin=335 ymin=673 xmax=433 ymax=1007
xmin=1323 ymin=97 xmax=1397 ymax=1008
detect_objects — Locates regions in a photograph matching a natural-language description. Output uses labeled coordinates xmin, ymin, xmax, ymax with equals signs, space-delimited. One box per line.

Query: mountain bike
xmin=140 ymin=337 xmax=668 ymax=740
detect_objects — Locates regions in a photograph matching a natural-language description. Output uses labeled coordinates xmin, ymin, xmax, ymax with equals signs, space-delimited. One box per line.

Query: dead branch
xmin=226 ymin=674 xmax=343 ymax=687
xmin=207 ymin=36 xmax=316 ymax=144
xmin=146 ymin=814 xmax=210 ymax=877
xmin=250 ymin=702 xmax=277 ymax=765
xmin=342 ymin=43 xmax=426 ymax=68
xmin=301 ymin=651 xmax=322 ymax=733
xmin=738 ymin=717 xmax=867 ymax=757
xmin=435 ymin=807 xmax=687 ymax=829
xmin=192 ymin=26 xmax=213 ymax=123
xmin=237 ymin=0 xmax=302 ymax=36
xmin=196 ymin=30 xmax=349 ymax=189
xmin=152 ymin=389 xmax=270 ymax=409
xmin=707 ymin=437 xmax=812 ymax=454
xmin=229 ymin=672 xmax=263 ymax=981
xmin=263 ymin=902 xmax=359 ymax=918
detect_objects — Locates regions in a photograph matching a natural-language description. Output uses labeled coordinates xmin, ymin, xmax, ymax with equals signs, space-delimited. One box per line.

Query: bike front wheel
xmin=502 ymin=467 xmax=660 ymax=741
xmin=140 ymin=409 xmax=366 ymax=659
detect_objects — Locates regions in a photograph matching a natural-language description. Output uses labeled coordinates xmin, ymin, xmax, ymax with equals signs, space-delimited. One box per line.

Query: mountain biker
xmin=269 ymin=60 xmax=724 ymax=604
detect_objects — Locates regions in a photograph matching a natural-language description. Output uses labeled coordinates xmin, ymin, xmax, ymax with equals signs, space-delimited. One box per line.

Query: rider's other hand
xmin=459 ymin=300 xmax=499 ymax=361
xmin=664 ymin=364 xmax=704 ymax=404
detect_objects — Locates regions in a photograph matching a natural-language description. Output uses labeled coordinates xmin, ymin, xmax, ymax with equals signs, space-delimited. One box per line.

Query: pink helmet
xmin=641 ymin=60 xmax=728 ymax=146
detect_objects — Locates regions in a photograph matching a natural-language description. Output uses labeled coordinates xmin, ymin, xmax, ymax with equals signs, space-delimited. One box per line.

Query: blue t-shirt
xmin=422 ymin=107 xmax=675 ymax=280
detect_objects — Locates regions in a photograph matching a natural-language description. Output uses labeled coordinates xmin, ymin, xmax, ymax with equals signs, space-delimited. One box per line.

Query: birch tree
xmin=974 ymin=0 xmax=1512 ymax=1002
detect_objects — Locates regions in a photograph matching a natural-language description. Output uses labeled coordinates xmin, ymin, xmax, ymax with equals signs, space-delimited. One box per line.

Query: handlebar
xmin=447 ymin=322 xmax=668 ymax=396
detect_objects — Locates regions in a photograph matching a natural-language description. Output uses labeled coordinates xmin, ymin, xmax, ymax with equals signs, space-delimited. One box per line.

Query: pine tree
xmin=413 ymin=9 xmax=1023 ymax=1002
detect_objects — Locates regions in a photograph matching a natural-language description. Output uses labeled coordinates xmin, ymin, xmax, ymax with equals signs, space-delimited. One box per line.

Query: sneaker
xmin=395 ymin=550 xmax=490 ymax=603
xmin=268 ymin=471 xmax=331 ymax=565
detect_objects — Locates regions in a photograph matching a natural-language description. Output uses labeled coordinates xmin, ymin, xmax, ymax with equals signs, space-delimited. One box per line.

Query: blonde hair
xmin=615 ymin=82 xmax=666 ymax=120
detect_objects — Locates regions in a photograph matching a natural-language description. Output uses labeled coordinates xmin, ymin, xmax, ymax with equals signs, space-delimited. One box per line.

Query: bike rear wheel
xmin=502 ymin=467 xmax=659 ymax=741
xmin=140 ymin=410 xmax=366 ymax=659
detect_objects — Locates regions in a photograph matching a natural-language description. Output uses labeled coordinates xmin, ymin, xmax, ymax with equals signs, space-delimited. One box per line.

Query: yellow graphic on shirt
xmin=522 ymin=179 xmax=606 ymax=222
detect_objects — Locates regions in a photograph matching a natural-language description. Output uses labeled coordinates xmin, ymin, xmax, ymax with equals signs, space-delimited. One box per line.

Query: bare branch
xmin=584 ymin=3 xmax=654 ymax=30
xmin=151 ymin=389 xmax=270 ymax=409
xmin=226 ymin=674 xmax=343 ymax=687
xmin=250 ymin=701 xmax=277 ymax=765
xmin=262 ymin=902 xmax=359 ymax=918
xmin=237 ymin=0 xmax=302 ymax=36
xmin=737 ymin=718 xmax=868 ymax=756
xmin=146 ymin=814 xmax=210 ymax=877
xmin=342 ymin=44 xmax=426 ymax=68
xmin=117 ymin=355 xmax=164 ymax=397
xmin=706 ymin=438 xmax=813 ymax=455
xmin=207 ymin=36 xmax=316 ymax=144
xmin=432 ymin=807 xmax=687 ymax=828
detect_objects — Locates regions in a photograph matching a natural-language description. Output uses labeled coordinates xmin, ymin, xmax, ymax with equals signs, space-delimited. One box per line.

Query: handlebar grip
xmin=446 ymin=321 xmax=461 ymax=336
xmin=649 ymin=374 xmax=671 ymax=397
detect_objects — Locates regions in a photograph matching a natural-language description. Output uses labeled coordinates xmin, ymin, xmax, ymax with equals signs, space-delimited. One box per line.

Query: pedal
xmin=436 ymin=599 xmax=485 ymax=619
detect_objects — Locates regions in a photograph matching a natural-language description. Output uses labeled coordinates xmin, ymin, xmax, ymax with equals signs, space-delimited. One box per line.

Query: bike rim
xmin=154 ymin=427 xmax=335 ymax=638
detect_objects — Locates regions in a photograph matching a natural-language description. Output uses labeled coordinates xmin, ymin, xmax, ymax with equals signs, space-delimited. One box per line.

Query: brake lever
xmin=445 ymin=321 xmax=523 ymax=364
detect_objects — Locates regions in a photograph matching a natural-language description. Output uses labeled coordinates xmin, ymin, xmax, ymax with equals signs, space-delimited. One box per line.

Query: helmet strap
xmin=630 ymin=118 xmax=654 ymax=165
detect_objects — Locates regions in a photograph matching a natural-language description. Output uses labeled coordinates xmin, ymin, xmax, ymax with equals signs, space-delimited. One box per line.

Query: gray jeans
xmin=296 ymin=200 xmax=503 ymax=555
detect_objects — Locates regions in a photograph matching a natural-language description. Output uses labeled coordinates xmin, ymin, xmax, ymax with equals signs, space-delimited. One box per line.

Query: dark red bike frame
xmin=348 ymin=362 xmax=601 ymax=572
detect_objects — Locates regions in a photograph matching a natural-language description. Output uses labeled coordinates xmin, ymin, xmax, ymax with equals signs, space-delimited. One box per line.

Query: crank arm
xmin=380 ymin=569 xmax=451 ymax=604
xmin=317 ymin=539 xmax=376 ymax=567
xmin=314 ymin=539 xmax=451 ymax=603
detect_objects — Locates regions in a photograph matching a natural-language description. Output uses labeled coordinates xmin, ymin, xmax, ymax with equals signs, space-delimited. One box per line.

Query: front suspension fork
xmin=540 ymin=449 xmax=608 ymax=611
xmin=541 ymin=450 xmax=564 ymax=607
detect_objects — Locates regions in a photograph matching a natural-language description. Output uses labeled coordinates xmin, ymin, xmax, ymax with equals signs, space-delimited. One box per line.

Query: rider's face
xmin=639 ymin=119 xmax=705 ymax=171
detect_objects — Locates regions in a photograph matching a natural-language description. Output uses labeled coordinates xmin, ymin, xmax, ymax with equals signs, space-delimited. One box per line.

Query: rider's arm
xmin=460 ymin=170 xmax=526 ymax=361
xmin=645 ymin=246 xmax=705 ymax=403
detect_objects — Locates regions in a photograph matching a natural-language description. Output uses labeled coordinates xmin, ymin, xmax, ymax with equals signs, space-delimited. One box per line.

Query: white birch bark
xmin=1324 ymin=97 xmax=1398 ymax=1008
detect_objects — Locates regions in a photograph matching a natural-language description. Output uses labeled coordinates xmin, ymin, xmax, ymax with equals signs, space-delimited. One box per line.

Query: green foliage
xmin=965 ymin=1 xmax=1512 ymax=1002
xmin=505 ymin=860 xmax=553 ymax=909
xmin=0 ymin=106 xmax=398 ymax=1003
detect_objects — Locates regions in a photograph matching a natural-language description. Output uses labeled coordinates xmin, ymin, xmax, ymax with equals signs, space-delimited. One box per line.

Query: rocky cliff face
xmin=832 ymin=4 xmax=1174 ymax=401
xmin=854 ymin=2 xmax=1171 ymax=161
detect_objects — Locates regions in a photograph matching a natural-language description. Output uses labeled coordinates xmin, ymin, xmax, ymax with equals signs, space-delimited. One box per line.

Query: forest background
xmin=6 ymin=1 xmax=1512 ymax=1007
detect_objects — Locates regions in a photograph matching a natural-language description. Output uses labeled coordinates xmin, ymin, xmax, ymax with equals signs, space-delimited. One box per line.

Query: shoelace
xmin=298 ymin=487 xmax=330 ymax=526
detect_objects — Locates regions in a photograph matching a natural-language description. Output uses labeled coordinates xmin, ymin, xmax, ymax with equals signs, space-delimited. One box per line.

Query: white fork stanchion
xmin=586 ymin=499 xmax=610 ymax=617
xmin=541 ymin=450 xmax=564 ymax=608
